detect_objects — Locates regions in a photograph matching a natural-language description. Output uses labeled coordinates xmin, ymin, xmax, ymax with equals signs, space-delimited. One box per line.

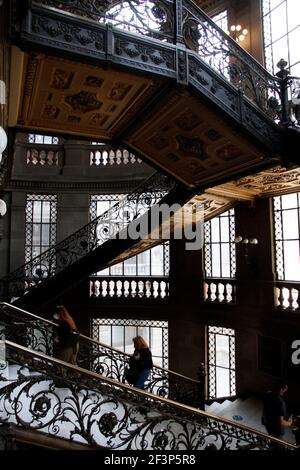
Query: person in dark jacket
xmin=53 ymin=305 xmax=79 ymax=365
xmin=262 ymin=381 xmax=293 ymax=439
xmin=129 ymin=335 xmax=153 ymax=390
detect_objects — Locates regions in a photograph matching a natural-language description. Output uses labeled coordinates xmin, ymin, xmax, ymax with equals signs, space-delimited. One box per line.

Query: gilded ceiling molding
xmin=236 ymin=166 xmax=300 ymax=197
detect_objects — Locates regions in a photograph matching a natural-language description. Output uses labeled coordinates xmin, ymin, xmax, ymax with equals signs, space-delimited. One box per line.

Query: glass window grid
xmin=263 ymin=0 xmax=300 ymax=76
xmin=28 ymin=134 xmax=59 ymax=145
xmin=91 ymin=317 xmax=168 ymax=369
xmin=273 ymin=192 xmax=300 ymax=281
xmin=204 ymin=209 xmax=236 ymax=278
xmin=25 ymin=194 xmax=57 ymax=272
xmin=208 ymin=10 xmax=229 ymax=77
xmin=90 ymin=194 xmax=169 ymax=277
xmin=212 ymin=10 xmax=228 ymax=33
xmin=207 ymin=325 xmax=236 ymax=399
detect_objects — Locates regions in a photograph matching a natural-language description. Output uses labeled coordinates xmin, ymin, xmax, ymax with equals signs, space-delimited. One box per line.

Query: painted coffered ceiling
xmin=9 ymin=50 xmax=164 ymax=141
xmin=9 ymin=48 xmax=276 ymax=189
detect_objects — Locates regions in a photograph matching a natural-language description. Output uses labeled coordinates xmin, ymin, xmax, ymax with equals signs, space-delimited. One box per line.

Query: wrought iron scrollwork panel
xmin=0 ymin=172 xmax=174 ymax=300
xmin=182 ymin=0 xmax=282 ymax=118
xmin=0 ymin=344 xmax=293 ymax=450
xmin=0 ymin=304 xmax=199 ymax=408
xmin=36 ymin=0 xmax=174 ymax=43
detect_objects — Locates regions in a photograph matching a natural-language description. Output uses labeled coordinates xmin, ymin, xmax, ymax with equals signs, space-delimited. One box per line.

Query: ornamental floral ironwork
xmin=181 ymin=0 xmax=283 ymax=120
xmin=0 ymin=342 xmax=295 ymax=450
xmin=31 ymin=0 xmax=298 ymax=121
xmin=38 ymin=0 xmax=174 ymax=42
xmin=0 ymin=302 xmax=200 ymax=408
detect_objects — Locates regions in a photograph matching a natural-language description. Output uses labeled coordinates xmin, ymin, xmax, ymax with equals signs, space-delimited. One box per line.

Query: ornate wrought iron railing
xmin=35 ymin=0 xmax=176 ymax=43
xmin=30 ymin=0 xmax=300 ymax=124
xmin=0 ymin=302 xmax=199 ymax=408
xmin=0 ymin=172 xmax=174 ymax=300
xmin=204 ymin=278 xmax=236 ymax=304
xmin=90 ymin=275 xmax=169 ymax=299
xmin=275 ymin=281 xmax=300 ymax=311
xmin=0 ymin=341 xmax=296 ymax=450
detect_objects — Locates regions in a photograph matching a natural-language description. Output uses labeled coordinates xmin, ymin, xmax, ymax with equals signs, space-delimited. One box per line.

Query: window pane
xmin=151 ymin=245 xmax=164 ymax=275
xmin=125 ymin=327 xmax=136 ymax=353
xmin=124 ymin=256 xmax=137 ymax=276
xmin=25 ymin=195 xmax=57 ymax=268
xmin=272 ymin=36 xmax=289 ymax=71
xmin=221 ymin=244 xmax=230 ymax=277
xmin=112 ymin=325 xmax=124 ymax=349
xmin=287 ymin=3 xmax=300 ymax=31
xmin=273 ymin=193 xmax=300 ymax=280
xmin=137 ymin=326 xmax=149 ymax=344
xmin=283 ymin=240 xmax=300 ymax=280
xmin=41 ymin=224 xmax=50 ymax=245
xmin=32 ymin=201 xmax=42 ymax=222
xmin=289 ymin=27 xmax=300 ymax=65
xmin=98 ymin=267 xmax=109 ymax=275
xmin=270 ymin=3 xmax=287 ymax=42
xmin=137 ymin=251 xmax=150 ymax=275
xmin=216 ymin=335 xmax=229 ymax=367
xmin=216 ymin=367 xmax=230 ymax=397
xmin=99 ymin=325 xmax=111 ymax=345
xmin=282 ymin=210 xmax=299 ymax=238
xmin=211 ymin=244 xmax=221 ymax=277
xmin=32 ymin=224 xmax=41 ymax=245
xmin=41 ymin=202 xmax=50 ymax=222
xmin=281 ymin=193 xmax=298 ymax=209
xmin=211 ymin=218 xmax=220 ymax=242
xmin=151 ymin=328 xmax=162 ymax=356
xmin=220 ymin=216 xmax=229 ymax=242
xmin=270 ymin=0 xmax=285 ymax=8
xmin=110 ymin=262 xmax=123 ymax=275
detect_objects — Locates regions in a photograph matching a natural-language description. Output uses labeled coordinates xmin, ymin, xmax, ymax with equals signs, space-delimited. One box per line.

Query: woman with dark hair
xmin=128 ymin=335 xmax=153 ymax=390
xmin=53 ymin=305 xmax=79 ymax=365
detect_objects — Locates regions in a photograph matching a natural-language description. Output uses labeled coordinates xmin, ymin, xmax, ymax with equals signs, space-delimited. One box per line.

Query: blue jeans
xmin=134 ymin=369 xmax=151 ymax=390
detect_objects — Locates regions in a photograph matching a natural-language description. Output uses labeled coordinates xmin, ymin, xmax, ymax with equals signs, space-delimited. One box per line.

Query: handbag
xmin=124 ymin=366 xmax=136 ymax=385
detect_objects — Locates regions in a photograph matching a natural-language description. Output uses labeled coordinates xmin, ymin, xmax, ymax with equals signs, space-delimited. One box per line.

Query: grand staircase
xmin=0 ymin=302 xmax=297 ymax=450
xmin=206 ymin=397 xmax=296 ymax=445
xmin=6 ymin=0 xmax=300 ymax=192
xmin=1 ymin=1 xmax=300 ymax=450
xmin=3 ymin=0 xmax=300 ymax=310
xmin=0 ymin=171 xmax=200 ymax=310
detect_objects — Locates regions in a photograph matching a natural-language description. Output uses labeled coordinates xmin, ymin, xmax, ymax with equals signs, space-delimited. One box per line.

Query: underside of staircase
xmin=3 ymin=0 xmax=300 ymax=312
xmin=8 ymin=0 xmax=295 ymax=193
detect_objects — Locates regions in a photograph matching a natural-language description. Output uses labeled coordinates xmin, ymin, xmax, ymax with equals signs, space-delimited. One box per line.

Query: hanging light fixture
xmin=235 ymin=235 xmax=258 ymax=264
xmin=228 ymin=24 xmax=248 ymax=43
xmin=0 ymin=126 xmax=7 ymax=163
xmin=0 ymin=198 xmax=7 ymax=217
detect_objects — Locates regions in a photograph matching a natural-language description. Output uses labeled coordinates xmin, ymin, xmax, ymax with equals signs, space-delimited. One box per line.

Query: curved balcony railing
xmin=31 ymin=0 xmax=300 ymax=124
xmin=0 ymin=302 xmax=199 ymax=408
xmin=25 ymin=143 xmax=61 ymax=166
xmin=89 ymin=145 xmax=142 ymax=166
xmin=0 ymin=172 xmax=174 ymax=300
xmin=275 ymin=281 xmax=300 ymax=311
xmin=1 ymin=341 xmax=296 ymax=450
xmin=204 ymin=278 xmax=236 ymax=304
xmin=90 ymin=276 xmax=169 ymax=299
